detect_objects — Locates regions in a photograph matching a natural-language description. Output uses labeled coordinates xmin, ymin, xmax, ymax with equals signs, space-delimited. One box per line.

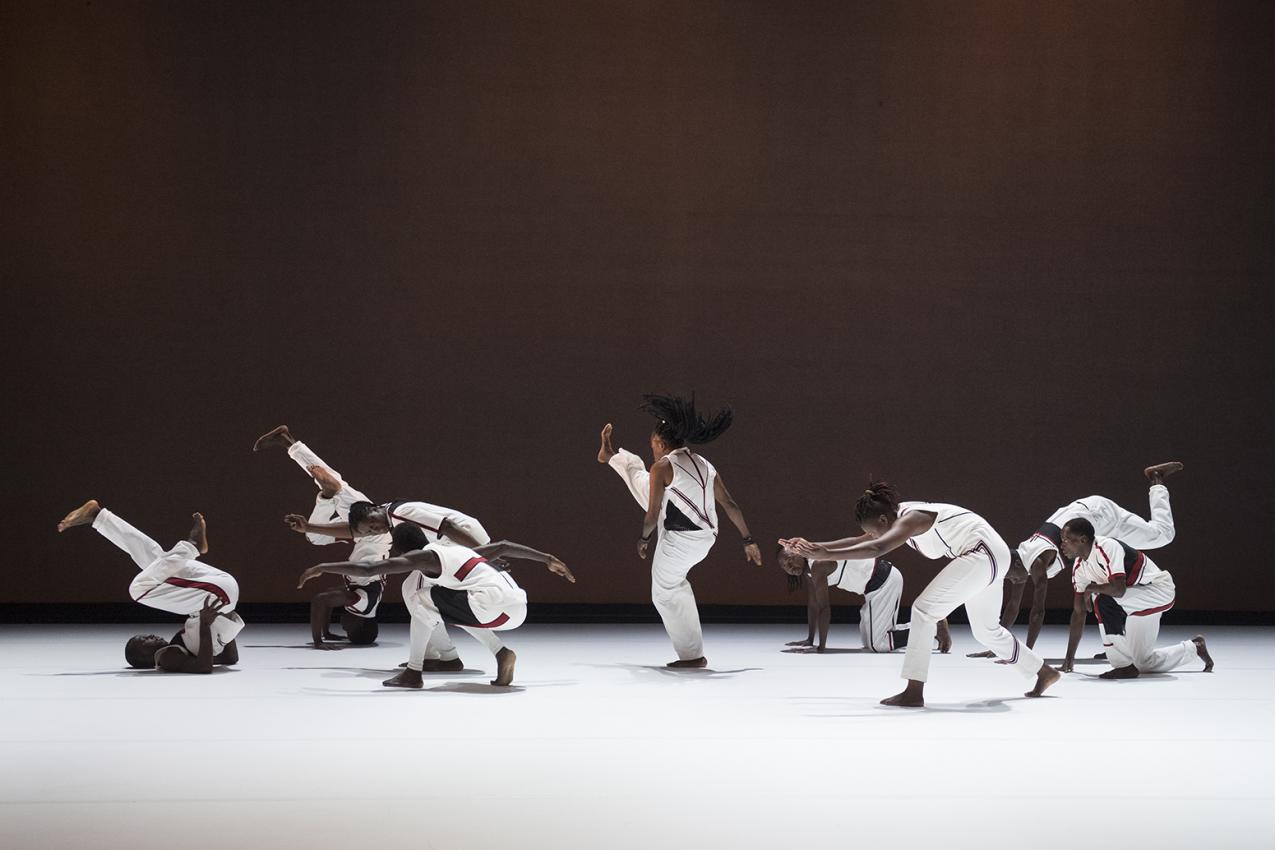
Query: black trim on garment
xmin=663 ymin=501 xmax=702 ymax=532
xmin=864 ymin=559 xmax=893 ymax=594
xmin=1095 ymin=594 xmax=1128 ymax=636
xmin=429 ymin=586 xmax=482 ymax=627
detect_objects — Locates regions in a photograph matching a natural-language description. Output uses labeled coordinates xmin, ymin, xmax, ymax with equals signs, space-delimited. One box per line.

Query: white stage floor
xmin=1 ymin=623 xmax=1270 ymax=849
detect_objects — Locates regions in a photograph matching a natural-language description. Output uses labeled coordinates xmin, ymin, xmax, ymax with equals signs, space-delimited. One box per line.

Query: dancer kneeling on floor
xmin=298 ymin=525 xmax=574 ymax=687
xmin=1059 ymin=517 xmax=1212 ymax=678
xmin=776 ymin=548 xmax=951 ymax=654
xmin=781 ymin=482 xmax=1060 ymax=707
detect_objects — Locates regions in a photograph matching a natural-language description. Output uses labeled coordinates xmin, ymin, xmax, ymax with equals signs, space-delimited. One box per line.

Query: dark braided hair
xmin=854 ymin=480 xmax=900 ymax=524
xmin=777 ymin=544 xmax=806 ymax=593
xmin=640 ymin=393 xmax=733 ymax=448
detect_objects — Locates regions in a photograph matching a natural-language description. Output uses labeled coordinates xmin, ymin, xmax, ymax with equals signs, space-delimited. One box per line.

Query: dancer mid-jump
xmin=782 ymin=482 xmax=1060 ymax=706
xmin=598 ymin=394 xmax=762 ymax=668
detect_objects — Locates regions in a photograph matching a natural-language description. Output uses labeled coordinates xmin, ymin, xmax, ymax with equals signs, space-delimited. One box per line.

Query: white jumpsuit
xmin=1073 ymin=535 xmax=1198 ymax=673
xmin=403 ymin=542 xmax=528 ymax=670
xmin=611 ymin=447 xmax=718 ymax=661
xmin=287 ymin=441 xmax=390 ymax=616
xmin=898 ymin=502 xmax=1043 ymax=684
xmin=381 ymin=500 xmax=492 ymax=662
xmin=93 ymin=509 xmax=244 ymax=655
xmin=1017 ymin=486 xmax=1175 ymax=579
xmin=820 ymin=557 xmax=908 ymax=652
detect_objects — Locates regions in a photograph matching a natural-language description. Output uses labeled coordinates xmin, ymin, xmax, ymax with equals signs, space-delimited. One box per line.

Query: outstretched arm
xmin=782 ymin=511 xmax=933 ymax=561
xmin=298 ymin=550 xmax=441 ymax=588
xmin=1025 ymin=560 xmax=1051 ymax=648
xmin=285 ymin=515 xmax=355 ymax=540
xmin=477 ymin=540 xmax=576 ymax=583
xmin=809 ymin=563 xmax=836 ymax=651
xmin=1062 ymin=592 xmax=1090 ymax=673
xmin=713 ymin=474 xmax=763 ymax=566
xmin=310 ymin=588 xmax=357 ymax=648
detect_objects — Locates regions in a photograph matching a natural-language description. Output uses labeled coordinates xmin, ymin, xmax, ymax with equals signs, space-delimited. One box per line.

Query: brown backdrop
xmin=3 ymin=1 xmax=1272 ymax=612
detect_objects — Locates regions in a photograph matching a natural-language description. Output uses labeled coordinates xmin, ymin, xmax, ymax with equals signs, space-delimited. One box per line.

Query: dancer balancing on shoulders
xmin=781 ymin=482 xmax=1060 ymax=707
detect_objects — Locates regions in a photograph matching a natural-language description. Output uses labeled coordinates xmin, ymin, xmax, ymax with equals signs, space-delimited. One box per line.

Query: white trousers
xmin=901 ymin=537 xmax=1043 ymax=683
xmin=652 ymin=529 xmax=717 ymax=660
xmin=1105 ymin=612 xmax=1198 ymax=672
xmin=1053 ymin=486 xmax=1175 ymax=549
xmin=860 ymin=566 xmax=906 ymax=653
xmin=404 ymin=580 xmax=526 ymax=669
xmin=94 ymin=509 xmax=243 ymax=652
xmin=608 ymin=448 xmax=651 ymax=510
xmin=94 ymin=509 xmax=239 ymax=614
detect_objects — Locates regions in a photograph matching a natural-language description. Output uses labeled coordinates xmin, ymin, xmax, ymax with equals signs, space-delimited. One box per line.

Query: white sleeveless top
xmin=425 ymin=541 xmax=526 ymax=596
xmin=898 ymin=501 xmax=995 ymax=560
xmin=661 ymin=448 xmax=718 ymax=533
xmin=820 ymin=558 xmax=877 ymax=594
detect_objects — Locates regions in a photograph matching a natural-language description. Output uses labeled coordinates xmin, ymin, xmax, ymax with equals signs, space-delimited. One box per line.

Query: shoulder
xmin=809 ymin=559 xmax=838 ymax=577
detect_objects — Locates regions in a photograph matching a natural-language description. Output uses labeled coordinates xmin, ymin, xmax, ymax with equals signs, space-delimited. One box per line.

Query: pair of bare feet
xmin=57 ymin=500 xmax=209 ymax=554
xmin=881 ymin=663 xmax=1062 ymax=708
xmin=384 ymin=648 xmax=518 ymax=688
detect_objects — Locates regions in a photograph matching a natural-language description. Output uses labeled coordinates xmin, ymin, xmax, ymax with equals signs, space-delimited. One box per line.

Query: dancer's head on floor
xmin=776 ymin=546 xmax=808 ymax=592
xmin=1060 ymin=517 xmax=1096 ymax=560
xmin=341 ymin=613 xmax=379 ymax=645
xmin=855 ymin=480 xmax=901 ymax=538
xmin=348 ymin=501 xmax=391 ymax=536
xmin=639 ymin=393 xmax=733 ymax=461
xmin=124 ymin=634 xmax=169 ymax=669
xmin=390 ymin=524 xmax=430 ymax=557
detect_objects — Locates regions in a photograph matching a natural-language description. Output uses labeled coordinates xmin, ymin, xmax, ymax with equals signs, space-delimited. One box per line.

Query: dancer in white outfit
xmin=1059 ymin=517 xmax=1213 ymax=677
xmin=985 ymin=462 xmax=1184 ymax=656
xmin=299 ymin=523 xmax=574 ymax=687
xmin=286 ymin=496 xmax=492 ymax=671
xmin=597 ymin=394 xmax=762 ymax=669
xmin=782 ymin=482 xmax=1060 ymax=706
xmin=777 ymin=549 xmax=951 ymax=654
xmin=253 ymin=425 xmax=391 ymax=648
xmin=57 ymin=500 xmax=243 ymax=673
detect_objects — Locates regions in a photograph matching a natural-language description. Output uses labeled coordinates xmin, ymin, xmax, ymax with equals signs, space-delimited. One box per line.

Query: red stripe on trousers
xmin=160 ymin=577 xmax=230 ymax=606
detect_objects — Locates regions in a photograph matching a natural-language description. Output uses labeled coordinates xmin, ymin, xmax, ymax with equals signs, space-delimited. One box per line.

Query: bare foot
xmin=1144 ymin=461 xmax=1183 ymax=484
xmin=421 ymin=658 xmax=465 ymax=673
xmin=492 ymin=647 xmax=517 ymax=686
xmin=252 ymin=425 xmax=293 ymax=452
xmin=1026 ymin=664 xmax=1061 ymax=697
xmin=1099 ymin=664 xmax=1140 ymax=680
xmin=188 ymin=513 xmax=208 ymax=554
xmin=1093 ymin=652 xmax=1107 ymax=660
xmin=57 ymin=499 xmax=101 ymax=532
xmin=597 ymin=423 xmax=616 ymax=463
xmin=666 ymin=657 xmax=708 ymax=669
xmin=966 ymin=650 xmax=995 ymax=658
xmin=383 ymin=668 xmax=423 ymax=689
xmin=880 ymin=680 xmax=925 ymax=707
xmin=1192 ymin=635 xmax=1214 ymax=672
xmin=936 ymin=619 xmax=952 ymax=654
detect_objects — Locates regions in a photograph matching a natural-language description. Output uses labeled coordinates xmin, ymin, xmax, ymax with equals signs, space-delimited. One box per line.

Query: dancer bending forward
xmin=782 ymin=482 xmax=1060 ymax=706
xmin=300 ymin=524 xmax=573 ymax=687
